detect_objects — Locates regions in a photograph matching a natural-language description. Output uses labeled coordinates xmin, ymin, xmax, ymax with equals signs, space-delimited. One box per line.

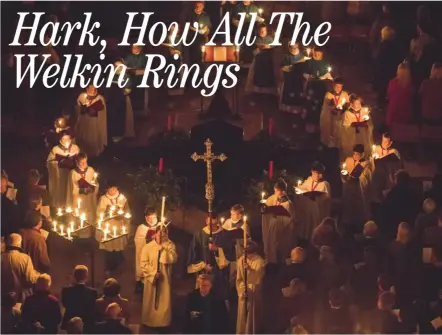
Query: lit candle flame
xmin=122 ymin=225 xmax=127 ymax=234
xmin=201 ymin=46 xmax=206 ymax=53
xmin=117 ymin=209 xmax=124 ymax=215
xmin=258 ymin=8 xmax=263 ymax=15
xmin=328 ymin=66 xmax=332 ymax=73
xmin=220 ymin=217 xmax=225 ymax=224
xmin=57 ymin=208 xmax=63 ymax=216
xmin=124 ymin=212 xmax=132 ymax=219
xmin=261 ymin=191 xmax=265 ymax=200
xmin=66 ymin=207 xmax=72 ymax=213
xmin=297 ymin=180 xmax=302 ymax=186
xmin=53 ymin=221 xmax=57 ymax=231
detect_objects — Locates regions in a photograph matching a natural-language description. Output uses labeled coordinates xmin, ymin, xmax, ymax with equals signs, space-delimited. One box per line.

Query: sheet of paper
xmin=40 ymin=206 xmax=51 ymax=218
xmin=40 ymin=229 xmax=49 ymax=240
xmin=6 ymin=188 xmax=17 ymax=201
xmin=422 ymin=247 xmax=433 ymax=264
xmin=431 ymin=316 xmax=442 ymax=330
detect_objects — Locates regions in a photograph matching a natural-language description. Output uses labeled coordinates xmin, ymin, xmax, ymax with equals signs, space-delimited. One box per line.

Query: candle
xmin=77 ymin=198 xmax=81 ymax=209
xmin=220 ymin=217 xmax=225 ymax=224
xmin=98 ymin=220 xmax=102 ymax=230
xmin=261 ymin=192 xmax=265 ymax=201
xmin=70 ymin=221 xmax=74 ymax=232
xmin=201 ymin=46 xmax=206 ymax=53
xmin=66 ymin=207 xmax=72 ymax=213
xmin=106 ymin=222 xmax=110 ymax=230
xmin=80 ymin=214 xmax=85 ymax=228
xmin=243 ymin=215 xmax=247 ymax=248
xmin=167 ymin=114 xmax=172 ymax=131
xmin=306 ymin=48 xmax=311 ymax=57
xmin=104 ymin=228 xmax=108 ymax=240
xmin=117 ymin=209 xmax=124 ymax=215
xmin=109 ymin=209 xmax=114 ymax=218
xmin=297 ymin=180 xmax=302 ymax=186
xmin=328 ymin=66 xmax=332 ymax=73
xmin=60 ymin=224 xmax=64 ymax=235
xmin=161 ymin=217 xmax=166 ymax=229
xmin=113 ymin=226 xmax=117 ymax=238
xmin=258 ymin=8 xmax=263 ymax=15
xmin=53 ymin=221 xmax=57 ymax=231
xmin=122 ymin=225 xmax=127 ymax=234
xmin=75 ymin=208 xmax=79 ymax=217
xmin=341 ymin=163 xmax=348 ymax=176
xmin=57 ymin=208 xmax=63 ymax=216
xmin=124 ymin=212 xmax=132 ymax=219
xmin=161 ymin=196 xmax=166 ymax=221
xmin=67 ymin=228 xmax=71 ymax=239
xmin=159 ymin=158 xmax=164 ymax=173
xmin=100 ymin=212 xmax=104 ymax=221
xmin=268 ymin=118 xmax=274 ymax=136
xmin=268 ymin=161 xmax=274 ymax=180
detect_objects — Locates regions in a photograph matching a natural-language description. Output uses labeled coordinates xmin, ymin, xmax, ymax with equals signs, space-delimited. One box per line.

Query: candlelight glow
xmin=77 ymin=198 xmax=81 ymax=208
xmin=220 ymin=217 xmax=225 ymax=224
xmin=100 ymin=212 xmax=104 ymax=221
xmin=124 ymin=212 xmax=132 ymax=219
xmin=75 ymin=208 xmax=79 ymax=217
xmin=201 ymin=46 xmax=206 ymax=53
xmin=297 ymin=180 xmax=302 ymax=186
xmin=57 ymin=208 xmax=63 ymax=216
xmin=53 ymin=221 xmax=57 ymax=231
xmin=328 ymin=66 xmax=332 ymax=73
xmin=261 ymin=191 xmax=265 ymax=200
xmin=258 ymin=8 xmax=263 ymax=15
xmin=306 ymin=48 xmax=311 ymax=56
xmin=98 ymin=220 xmax=102 ymax=230
xmin=113 ymin=225 xmax=117 ymax=238
xmin=122 ymin=225 xmax=127 ymax=234
xmin=67 ymin=228 xmax=71 ymax=239
xmin=60 ymin=224 xmax=64 ymax=235
xmin=70 ymin=221 xmax=74 ymax=232
xmin=117 ymin=209 xmax=124 ymax=215
xmin=66 ymin=207 xmax=72 ymax=213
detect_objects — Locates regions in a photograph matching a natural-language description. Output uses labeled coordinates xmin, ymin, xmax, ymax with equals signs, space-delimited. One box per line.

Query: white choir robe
xmin=134 ymin=223 xmax=157 ymax=281
xmin=320 ymin=91 xmax=349 ymax=147
xmin=141 ymin=240 xmax=177 ymax=328
xmin=263 ymin=194 xmax=295 ymax=264
xmin=295 ymin=177 xmax=331 ymax=240
xmin=47 ymin=144 xmax=80 ymax=208
xmin=96 ymin=193 xmax=130 ymax=251
xmin=340 ymin=109 xmax=374 ymax=158
xmin=222 ymin=219 xmax=250 ymax=284
xmin=371 ymin=145 xmax=401 ymax=203
xmin=236 ymin=254 xmax=266 ymax=334
xmin=341 ymin=157 xmax=373 ymax=224
xmin=75 ymin=93 xmax=107 ymax=157
xmin=66 ymin=167 xmax=98 ymax=238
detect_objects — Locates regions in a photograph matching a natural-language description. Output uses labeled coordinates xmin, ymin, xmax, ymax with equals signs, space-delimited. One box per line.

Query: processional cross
xmin=191 ymin=139 xmax=227 ymax=217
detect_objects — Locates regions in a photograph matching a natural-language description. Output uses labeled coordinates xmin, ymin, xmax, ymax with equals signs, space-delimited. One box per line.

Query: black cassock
xmin=107 ymin=74 xmax=131 ymax=138
xmin=183 ymin=290 xmax=231 ymax=334
xmin=187 ymin=228 xmax=235 ymax=301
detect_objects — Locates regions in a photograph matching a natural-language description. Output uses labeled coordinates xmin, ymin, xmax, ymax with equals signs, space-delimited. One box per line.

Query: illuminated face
xmin=313 ymin=50 xmax=323 ymax=60
xmin=199 ymin=279 xmax=212 ymax=296
xmin=243 ymin=1 xmax=251 ymax=5
xmin=312 ymin=170 xmax=322 ymax=182
xmin=381 ymin=136 xmax=392 ymax=148
xmin=107 ymin=187 xmax=118 ymax=197
xmin=194 ymin=2 xmax=204 ymax=14
xmin=289 ymin=45 xmax=300 ymax=55
xmin=333 ymin=83 xmax=343 ymax=94
xmin=352 ymin=152 xmax=362 ymax=161
xmin=77 ymin=158 xmax=88 ymax=170
xmin=86 ymin=85 xmax=97 ymax=97
xmin=352 ymin=99 xmax=362 ymax=111
xmin=131 ymin=45 xmax=142 ymax=55
xmin=230 ymin=210 xmax=242 ymax=222
xmin=1 ymin=177 xmax=8 ymax=194
xmin=259 ymin=27 xmax=267 ymax=37
xmin=274 ymin=187 xmax=284 ymax=198
xmin=145 ymin=214 xmax=158 ymax=226
xmin=206 ymin=216 xmax=218 ymax=228
xmin=60 ymin=135 xmax=71 ymax=148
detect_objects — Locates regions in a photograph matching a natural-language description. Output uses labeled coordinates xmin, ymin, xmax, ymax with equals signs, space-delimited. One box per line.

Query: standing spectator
xmin=373 ymin=26 xmax=403 ymax=107
xmin=21 ymin=274 xmax=62 ymax=334
xmin=17 ymin=169 xmax=50 ymax=212
xmin=1 ymin=174 xmax=20 ymax=238
xmin=1 ymin=292 xmax=21 ymax=334
xmin=386 ymin=62 xmax=414 ymax=127
xmin=19 ymin=211 xmax=50 ymax=273
xmin=419 ymin=63 xmax=442 ymax=123
xmin=369 ymin=4 xmax=395 ymax=56
xmin=1 ymin=233 xmax=40 ymax=301
xmin=93 ymin=303 xmax=132 ymax=334
xmin=61 ymin=265 xmax=98 ymax=333
xmin=95 ymin=278 xmax=131 ymax=324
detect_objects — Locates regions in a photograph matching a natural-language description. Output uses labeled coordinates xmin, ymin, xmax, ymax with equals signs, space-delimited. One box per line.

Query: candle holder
xmin=51 ymin=207 xmax=93 ymax=242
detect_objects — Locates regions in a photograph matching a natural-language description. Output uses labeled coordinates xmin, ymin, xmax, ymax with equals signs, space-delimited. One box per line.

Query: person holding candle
xmin=134 ymin=207 xmax=159 ymax=294
xmin=320 ymin=77 xmax=350 ymax=148
xmin=262 ymin=180 xmax=295 ymax=268
xmin=96 ymin=182 xmax=131 ymax=277
xmin=295 ymin=162 xmax=331 ymax=242
xmin=341 ymin=144 xmax=374 ymax=235
xmin=74 ymin=84 xmax=107 ymax=157
xmin=187 ymin=214 xmax=235 ymax=304
xmin=140 ymin=225 xmax=177 ymax=329
xmin=106 ymin=60 xmax=134 ymax=143
xmin=279 ymin=42 xmax=306 ymax=113
xmin=66 ymin=153 xmax=98 ymax=237
xmin=245 ymin=24 xmax=278 ymax=95
xmin=47 ymin=131 xmax=80 ymax=208
xmin=236 ymin=240 xmax=266 ymax=334
xmin=340 ymin=94 xmax=374 ymax=159
xmin=184 ymin=1 xmax=212 ymax=65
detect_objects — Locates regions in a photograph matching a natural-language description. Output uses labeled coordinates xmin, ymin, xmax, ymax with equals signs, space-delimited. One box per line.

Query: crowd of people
xmin=2 ymin=1 xmax=442 ymax=334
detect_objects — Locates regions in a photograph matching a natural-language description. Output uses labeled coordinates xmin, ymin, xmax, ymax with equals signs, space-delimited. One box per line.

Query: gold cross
xmin=191 ymin=139 xmax=227 ymax=213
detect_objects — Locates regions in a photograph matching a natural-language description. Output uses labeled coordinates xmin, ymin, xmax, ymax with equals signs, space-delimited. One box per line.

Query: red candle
xmin=167 ymin=114 xmax=172 ymax=131
xmin=269 ymin=118 xmax=274 ymax=136
xmin=269 ymin=161 xmax=274 ymax=180
xmin=159 ymin=158 xmax=164 ymax=173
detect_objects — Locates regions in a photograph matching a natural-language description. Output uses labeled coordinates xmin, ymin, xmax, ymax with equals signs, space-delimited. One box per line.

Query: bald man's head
xmin=106 ymin=302 xmax=122 ymax=319
xmin=7 ymin=234 xmax=22 ymax=248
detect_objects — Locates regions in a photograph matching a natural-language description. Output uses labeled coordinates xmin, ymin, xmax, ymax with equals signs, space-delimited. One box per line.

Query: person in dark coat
xmin=424 ymin=173 xmax=442 ymax=209
xmin=1 ymin=175 xmax=20 ymax=239
xmin=414 ymin=198 xmax=438 ymax=244
xmin=61 ymin=265 xmax=98 ymax=333
xmin=21 ymin=274 xmax=62 ymax=334
xmin=93 ymin=303 xmax=131 ymax=334
xmin=183 ymin=274 xmax=231 ymax=334
xmin=320 ymin=288 xmax=354 ymax=333
xmin=17 ymin=169 xmax=50 ymax=212
xmin=381 ymin=170 xmax=420 ymax=240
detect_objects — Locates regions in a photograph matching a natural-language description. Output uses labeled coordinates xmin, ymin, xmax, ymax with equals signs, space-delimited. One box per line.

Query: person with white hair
xmin=21 ymin=274 xmax=62 ymax=334
xmin=1 ymin=233 xmax=40 ymax=301
xmin=94 ymin=303 xmax=131 ymax=334
xmin=414 ymin=198 xmax=438 ymax=242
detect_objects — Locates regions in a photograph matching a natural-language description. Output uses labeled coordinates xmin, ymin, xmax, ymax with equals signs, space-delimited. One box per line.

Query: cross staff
xmin=191 ymin=139 xmax=227 ymax=236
